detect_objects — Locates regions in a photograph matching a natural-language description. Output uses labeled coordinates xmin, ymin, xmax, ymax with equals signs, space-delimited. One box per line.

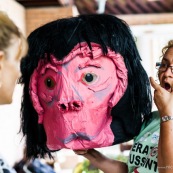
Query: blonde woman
xmin=0 ymin=11 xmax=28 ymax=172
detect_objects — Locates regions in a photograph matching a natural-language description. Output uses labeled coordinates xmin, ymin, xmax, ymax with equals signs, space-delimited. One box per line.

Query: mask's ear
xmin=0 ymin=51 xmax=4 ymax=87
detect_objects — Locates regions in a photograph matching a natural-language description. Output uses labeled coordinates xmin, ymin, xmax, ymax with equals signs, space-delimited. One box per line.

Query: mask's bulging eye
xmin=82 ymin=73 xmax=98 ymax=84
xmin=44 ymin=76 xmax=56 ymax=89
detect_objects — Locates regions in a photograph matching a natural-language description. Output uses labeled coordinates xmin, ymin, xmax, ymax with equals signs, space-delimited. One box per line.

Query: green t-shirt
xmin=127 ymin=111 xmax=160 ymax=173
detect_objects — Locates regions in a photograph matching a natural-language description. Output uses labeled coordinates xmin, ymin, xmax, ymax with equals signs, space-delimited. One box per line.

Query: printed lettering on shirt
xmin=129 ymin=142 xmax=158 ymax=172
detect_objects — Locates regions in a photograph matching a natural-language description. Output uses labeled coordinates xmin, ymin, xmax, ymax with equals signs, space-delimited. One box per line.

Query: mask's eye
xmin=44 ymin=76 xmax=56 ymax=89
xmin=82 ymin=73 xmax=98 ymax=85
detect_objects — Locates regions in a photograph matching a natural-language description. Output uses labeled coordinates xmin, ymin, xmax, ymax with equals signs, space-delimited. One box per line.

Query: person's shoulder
xmin=151 ymin=110 xmax=159 ymax=118
xmin=143 ymin=110 xmax=160 ymax=128
xmin=136 ymin=111 xmax=160 ymax=133
xmin=134 ymin=111 xmax=160 ymax=141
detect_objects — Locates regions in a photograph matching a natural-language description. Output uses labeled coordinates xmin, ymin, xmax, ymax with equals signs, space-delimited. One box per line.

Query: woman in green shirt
xmin=75 ymin=40 xmax=173 ymax=173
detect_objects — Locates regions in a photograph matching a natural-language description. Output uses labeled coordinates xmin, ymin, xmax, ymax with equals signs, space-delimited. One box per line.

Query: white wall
xmin=131 ymin=24 xmax=173 ymax=111
xmin=131 ymin=24 xmax=173 ymax=77
xmin=0 ymin=0 xmax=26 ymax=35
xmin=0 ymin=85 xmax=25 ymax=166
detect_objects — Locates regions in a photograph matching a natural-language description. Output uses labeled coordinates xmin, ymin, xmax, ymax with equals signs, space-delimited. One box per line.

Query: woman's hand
xmin=150 ymin=77 xmax=173 ymax=117
xmin=74 ymin=149 xmax=88 ymax=155
xmin=73 ymin=149 xmax=128 ymax=173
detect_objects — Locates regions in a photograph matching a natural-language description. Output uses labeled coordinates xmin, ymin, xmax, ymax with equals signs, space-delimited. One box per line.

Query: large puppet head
xmin=19 ymin=14 xmax=152 ymax=158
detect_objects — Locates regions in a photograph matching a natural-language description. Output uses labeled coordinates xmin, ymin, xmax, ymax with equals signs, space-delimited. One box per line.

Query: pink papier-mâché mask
xmin=29 ymin=42 xmax=128 ymax=150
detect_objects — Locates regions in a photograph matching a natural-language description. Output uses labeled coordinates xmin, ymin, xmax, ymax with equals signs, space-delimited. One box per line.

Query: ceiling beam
xmin=16 ymin=0 xmax=62 ymax=7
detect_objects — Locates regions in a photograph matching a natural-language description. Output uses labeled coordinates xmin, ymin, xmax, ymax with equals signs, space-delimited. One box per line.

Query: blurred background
xmin=1 ymin=0 xmax=173 ymax=172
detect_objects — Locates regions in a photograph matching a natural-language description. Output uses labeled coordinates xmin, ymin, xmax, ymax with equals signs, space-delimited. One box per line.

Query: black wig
xmin=19 ymin=14 xmax=152 ymax=159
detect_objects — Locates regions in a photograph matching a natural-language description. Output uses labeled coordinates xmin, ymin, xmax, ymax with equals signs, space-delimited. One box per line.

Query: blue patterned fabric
xmin=0 ymin=156 xmax=16 ymax=173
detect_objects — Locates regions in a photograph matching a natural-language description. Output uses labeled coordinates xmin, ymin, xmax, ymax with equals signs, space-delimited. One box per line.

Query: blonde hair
xmin=161 ymin=40 xmax=173 ymax=57
xmin=0 ymin=11 xmax=28 ymax=58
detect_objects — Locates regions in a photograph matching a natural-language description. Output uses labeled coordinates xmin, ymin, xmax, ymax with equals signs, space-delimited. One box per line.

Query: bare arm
xmin=150 ymin=77 xmax=173 ymax=173
xmin=74 ymin=149 xmax=128 ymax=173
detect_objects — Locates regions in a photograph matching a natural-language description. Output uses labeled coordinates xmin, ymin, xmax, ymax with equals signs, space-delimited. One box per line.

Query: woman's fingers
xmin=74 ymin=150 xmax=88 ymax=155
xmin=150 ymin=77 xmax=161 ymax=91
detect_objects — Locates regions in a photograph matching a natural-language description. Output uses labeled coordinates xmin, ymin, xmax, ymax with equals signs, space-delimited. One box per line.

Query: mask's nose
xmin=57 ymin=100 xmax=83 ymax=112
xmin=56 ymin=70 xmax=83 ymax=112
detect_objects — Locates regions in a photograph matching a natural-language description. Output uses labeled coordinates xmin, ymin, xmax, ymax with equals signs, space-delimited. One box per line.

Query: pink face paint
xmin=29 ymin=42 xmax=128 ymax=150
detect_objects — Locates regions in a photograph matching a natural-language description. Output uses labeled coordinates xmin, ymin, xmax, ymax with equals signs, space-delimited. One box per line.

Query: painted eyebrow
xmin=78 ymin=62 xmax=101 ymax=69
